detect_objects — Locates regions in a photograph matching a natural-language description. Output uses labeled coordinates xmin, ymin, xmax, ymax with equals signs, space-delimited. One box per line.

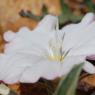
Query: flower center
xmin=47 ymin=32 xmax=69 ymax=62
xmin=48 ymin=54 xmax=64 ymax=61
xmin=48 ymin=40 xmax=64 ymax=61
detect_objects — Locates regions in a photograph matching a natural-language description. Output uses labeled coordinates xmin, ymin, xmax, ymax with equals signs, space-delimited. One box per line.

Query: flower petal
xmin=34 ymin=15 xmax=58 ymax=32
xmin=20 ymin=59 xmax=61 ymax=83
xmin=41 ymin=60 xmax=61 ymax=80
xmin=0 ymin=52 xmax=44 ymax=84
xmin=4 ymin=27 xmax=32 ymax=53
xmin=61 ymin=55 xmax=95 ymax=76
xmin=61 ymin=56 xmax=84 ymax=76
xmin=80 ymin=12 xmax=95 ymax=25
xmin=61 ymin=13 xmax=95 ymax=34
xmin=68 ymin=38 xmax=95 ymax=56
xmin=86 ymin=55 xmax=95 ymax=60
xmin=20 ymin=65 xmax=42 ymax=83
xmin=83 ymin=61 xmax=95 ymax=74
xmin=62 ymin=14 xmax=95 ymax=52
xmin=4 ymin=30 xmax=16 ymax=42
xmin=4 ymin=15 xmax=58 ymax=54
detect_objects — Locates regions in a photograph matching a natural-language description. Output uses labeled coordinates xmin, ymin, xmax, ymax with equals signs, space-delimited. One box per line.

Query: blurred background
xmin=0 ymin=0 xmax=95 ymax=95
xmin=0 ymin=0 xmax=95 ymax=32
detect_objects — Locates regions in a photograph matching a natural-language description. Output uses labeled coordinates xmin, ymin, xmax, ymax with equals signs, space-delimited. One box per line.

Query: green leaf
xmin=59 ymin=0 xmax=83 ymax=25
xmin=53 ymin=63 xmax=83 ymax=95
xmin=85 ymin=0 xmax=95 ymax=12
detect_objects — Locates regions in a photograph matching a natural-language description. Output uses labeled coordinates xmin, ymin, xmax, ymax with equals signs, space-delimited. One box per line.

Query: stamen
xmin=47 ymin=30 xmax=69 ymax=62
xmin=63 ymin=49 xmax=71 ymax=58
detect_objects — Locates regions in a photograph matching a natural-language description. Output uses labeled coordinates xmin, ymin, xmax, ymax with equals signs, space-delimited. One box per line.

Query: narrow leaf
xmin=54 ymin=63 xmax=83 ymax=95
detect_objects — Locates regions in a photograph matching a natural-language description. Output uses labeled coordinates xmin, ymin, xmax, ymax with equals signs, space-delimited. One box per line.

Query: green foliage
xmin=85 ymin=0 xmax=95 ymax=12
xmin=53 ymin=63 xmax=83 ymax=95
xmin=59 ymin=0 xmax=83 ymax=25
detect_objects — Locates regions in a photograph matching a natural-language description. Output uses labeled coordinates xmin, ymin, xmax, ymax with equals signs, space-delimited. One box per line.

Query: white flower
xmin=0 ymin=13 xmax=95 ymax=84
